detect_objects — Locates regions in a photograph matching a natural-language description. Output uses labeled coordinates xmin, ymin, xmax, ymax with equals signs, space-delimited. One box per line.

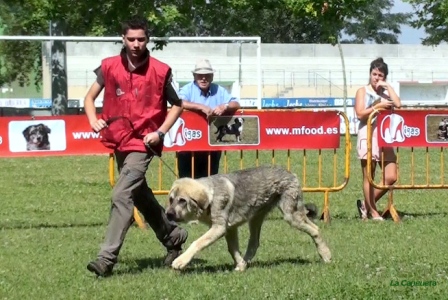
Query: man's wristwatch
xmin=156 ymin=130 xmax=165 ymax=140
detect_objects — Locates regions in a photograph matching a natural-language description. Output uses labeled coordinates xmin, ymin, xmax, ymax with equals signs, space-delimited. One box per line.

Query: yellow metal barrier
xmin=366 ymin=109 xmax=448 ymax=223
xmin=108 ymin=110 xmax=352 ymax=224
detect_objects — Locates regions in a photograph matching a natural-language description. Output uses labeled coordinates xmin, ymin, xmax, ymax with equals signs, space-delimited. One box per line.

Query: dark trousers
xmin=98 ymin=151 xmax=185 ymax=265
xmin=177 ymin=151 xmax=222 ymax=179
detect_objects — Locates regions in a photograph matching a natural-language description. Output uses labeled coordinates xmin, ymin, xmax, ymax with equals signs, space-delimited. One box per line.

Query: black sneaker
xmin=87 ymin=259 xmax=113 ymax=277
xmin=164 ymin=248 xmax=182 ymax=266
xmin=163 ymin=226 xmax=188 ymax=266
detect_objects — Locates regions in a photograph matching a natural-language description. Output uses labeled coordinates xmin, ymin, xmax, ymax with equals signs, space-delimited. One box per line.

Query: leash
xmin=103 ymin=116 xmax=178 ymax=178
xmin=144 ymin=143 xmax=178 ymax=178
xmin=377 ymin=90 xmax=395 ymax=113
xmin=372 ymin=87 xmax=394 ymax=114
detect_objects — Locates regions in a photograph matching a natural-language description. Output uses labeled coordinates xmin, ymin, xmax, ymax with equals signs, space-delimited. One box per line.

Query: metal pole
xmin=49 ymin=21 xmax=68 ymax=116
xmin=337 ymin=37 xmax=348 ymax=114
xmin=238 ymin=42 xmax=242 ymax=86
xmin=256 ymin=37 xmax=262 ymax=109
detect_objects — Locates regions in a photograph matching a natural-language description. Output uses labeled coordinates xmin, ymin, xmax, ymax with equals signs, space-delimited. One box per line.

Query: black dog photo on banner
xmin=208 ymin=115 xmax=260 ymax=146
xmin=426 ymin=115 xmax=448 ymax=143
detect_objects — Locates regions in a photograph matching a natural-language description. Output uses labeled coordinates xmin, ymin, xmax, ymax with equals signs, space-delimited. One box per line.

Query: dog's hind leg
xmin=278 ymin=194 xmax=331 ymax=263
xmin=243 ymin=211 xmax=269 ymax=267
xmin=225 ymin=228 xmax=246 ymax=271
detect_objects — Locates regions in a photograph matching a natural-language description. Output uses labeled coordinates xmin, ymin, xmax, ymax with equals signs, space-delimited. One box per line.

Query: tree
xmin=163 ymin=1 xmax=328 ymax=43
xmin=317 ymin=0 xmax=410 ymax=112
xmin=341 ymin=0 xmax=412 ymax=44
xmin=179 ymin=1 xmax=410 ymax=44
xmin=405 ymin=0 xmax=448 ymax=45
xmin=0 ymin=0 xmax=184 ymax=88
xmin=0 ymin=0 xmax=411 ymax=90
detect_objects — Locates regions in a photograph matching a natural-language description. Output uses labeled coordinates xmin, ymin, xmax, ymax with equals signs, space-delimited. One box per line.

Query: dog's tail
xmin=304 ymin=203 xmax=319 ymax=219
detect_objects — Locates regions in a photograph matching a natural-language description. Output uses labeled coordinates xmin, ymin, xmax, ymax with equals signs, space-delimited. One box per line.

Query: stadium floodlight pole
xmin=0 ymin=35 xmax=263 ymax=109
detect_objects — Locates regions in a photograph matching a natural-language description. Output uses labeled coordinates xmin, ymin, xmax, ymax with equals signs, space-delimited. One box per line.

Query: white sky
xmin=393 ymin=0 xmax=426 ymax=44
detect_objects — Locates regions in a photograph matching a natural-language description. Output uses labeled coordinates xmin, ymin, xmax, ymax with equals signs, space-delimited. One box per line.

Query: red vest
xmin=100 ymin=53 xmax=169 ymax=155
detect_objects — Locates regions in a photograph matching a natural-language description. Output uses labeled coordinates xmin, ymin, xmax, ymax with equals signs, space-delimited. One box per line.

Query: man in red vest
xmin=83 ymin=16 xmax=188 ymax=277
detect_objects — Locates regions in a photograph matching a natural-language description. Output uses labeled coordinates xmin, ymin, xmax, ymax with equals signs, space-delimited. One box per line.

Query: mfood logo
xmin=163 ymin=118 xmax=202 ymax=148
xmin=380 ymin=113 xmax=420 ymax=144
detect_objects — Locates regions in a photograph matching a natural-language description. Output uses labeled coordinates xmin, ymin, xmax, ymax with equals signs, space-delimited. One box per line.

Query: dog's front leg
xmin=225 ymin=228 xmax=246 ymax=271
xmin=171 ymin=225 xmax=226 ymax=270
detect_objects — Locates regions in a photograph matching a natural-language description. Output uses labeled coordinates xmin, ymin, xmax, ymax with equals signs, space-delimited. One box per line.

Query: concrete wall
xmin=41 ymin=42 xmax=448 ymax=99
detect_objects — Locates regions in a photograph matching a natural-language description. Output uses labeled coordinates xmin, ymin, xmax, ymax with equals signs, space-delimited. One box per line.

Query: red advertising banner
xmin=0 ymin=110 xmax=341 ymax=157
xmin=377 ymin=109 xmax=448 ymax=147
xmin=0 ymin=116 xmax=110 ymax=157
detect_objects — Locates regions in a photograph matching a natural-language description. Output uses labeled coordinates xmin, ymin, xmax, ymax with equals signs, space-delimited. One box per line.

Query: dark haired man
xmin=84 ymin=16 xmax=188 ymax=277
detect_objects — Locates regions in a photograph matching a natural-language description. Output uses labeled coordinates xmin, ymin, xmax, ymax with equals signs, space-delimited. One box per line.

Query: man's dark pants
xmin=97 ymin=151 xmax=185 ymax=266
xmin=177 ymin=151 xmax=222 ymax=178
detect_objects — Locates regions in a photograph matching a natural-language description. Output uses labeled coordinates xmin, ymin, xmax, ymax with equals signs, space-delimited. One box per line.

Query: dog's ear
xmin=37 ymin=123 xmax=51 ymax=134
xmin=44 ymin=125 xmax=51 ymax=134
xmin=188 ymin=182 xmax=212 ymax=211
xmin=22 ymin=126 xmax=31 ymax=139
xmin=191 ymin=195 xmax=209 ymax=211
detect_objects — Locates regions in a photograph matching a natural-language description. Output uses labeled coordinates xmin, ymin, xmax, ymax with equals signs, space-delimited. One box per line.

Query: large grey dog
xmin=166 ymin=165 xmax=332 ymax=271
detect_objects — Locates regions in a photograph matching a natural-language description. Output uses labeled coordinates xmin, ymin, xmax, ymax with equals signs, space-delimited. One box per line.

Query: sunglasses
xmin=194 ymin=74 xmax=213 ymax=79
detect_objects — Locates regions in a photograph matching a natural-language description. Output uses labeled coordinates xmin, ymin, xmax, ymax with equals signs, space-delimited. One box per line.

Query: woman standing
xmin=354 ymin=57 xmax=401 ymax=221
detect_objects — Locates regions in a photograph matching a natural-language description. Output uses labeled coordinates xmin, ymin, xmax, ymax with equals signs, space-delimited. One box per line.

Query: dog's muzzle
xmin=166 ymin=208 xmax=176 ymax=221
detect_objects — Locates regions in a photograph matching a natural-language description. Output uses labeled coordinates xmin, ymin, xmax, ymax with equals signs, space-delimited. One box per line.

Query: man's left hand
xmin=212 ymin=104 xmax=228 ymax=116
xmin=143 ymin=132 xmax=160 ymax=146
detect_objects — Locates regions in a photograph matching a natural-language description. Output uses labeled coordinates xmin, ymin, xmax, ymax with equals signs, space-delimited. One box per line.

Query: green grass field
xmin=2 ymin=141 xmax=448 ymax=300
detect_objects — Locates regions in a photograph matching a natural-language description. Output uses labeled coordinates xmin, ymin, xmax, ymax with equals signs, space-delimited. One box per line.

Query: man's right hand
xmin=201 ymin=105 xmax=213 ymax=118
xmin=90 ymin=119 xmax=108 ymax=132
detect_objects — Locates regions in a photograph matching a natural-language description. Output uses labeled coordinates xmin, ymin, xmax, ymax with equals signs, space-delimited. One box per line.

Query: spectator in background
xmin=177 ymin=58 xmax=240 ymax=178
xmin=354 ymin=57 xmax=401 ymax=221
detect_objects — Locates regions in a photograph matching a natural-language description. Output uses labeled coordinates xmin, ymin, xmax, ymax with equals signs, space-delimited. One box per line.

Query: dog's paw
xmin=322 ymin=255 xmax=332 ymax=263
xmin=171 ymin=254 xmax=190 ymax=270
xmin=318 ymin=245 xmax=332 ymax=263
xmin=234 ymin=261 xmax=247 ymax=272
